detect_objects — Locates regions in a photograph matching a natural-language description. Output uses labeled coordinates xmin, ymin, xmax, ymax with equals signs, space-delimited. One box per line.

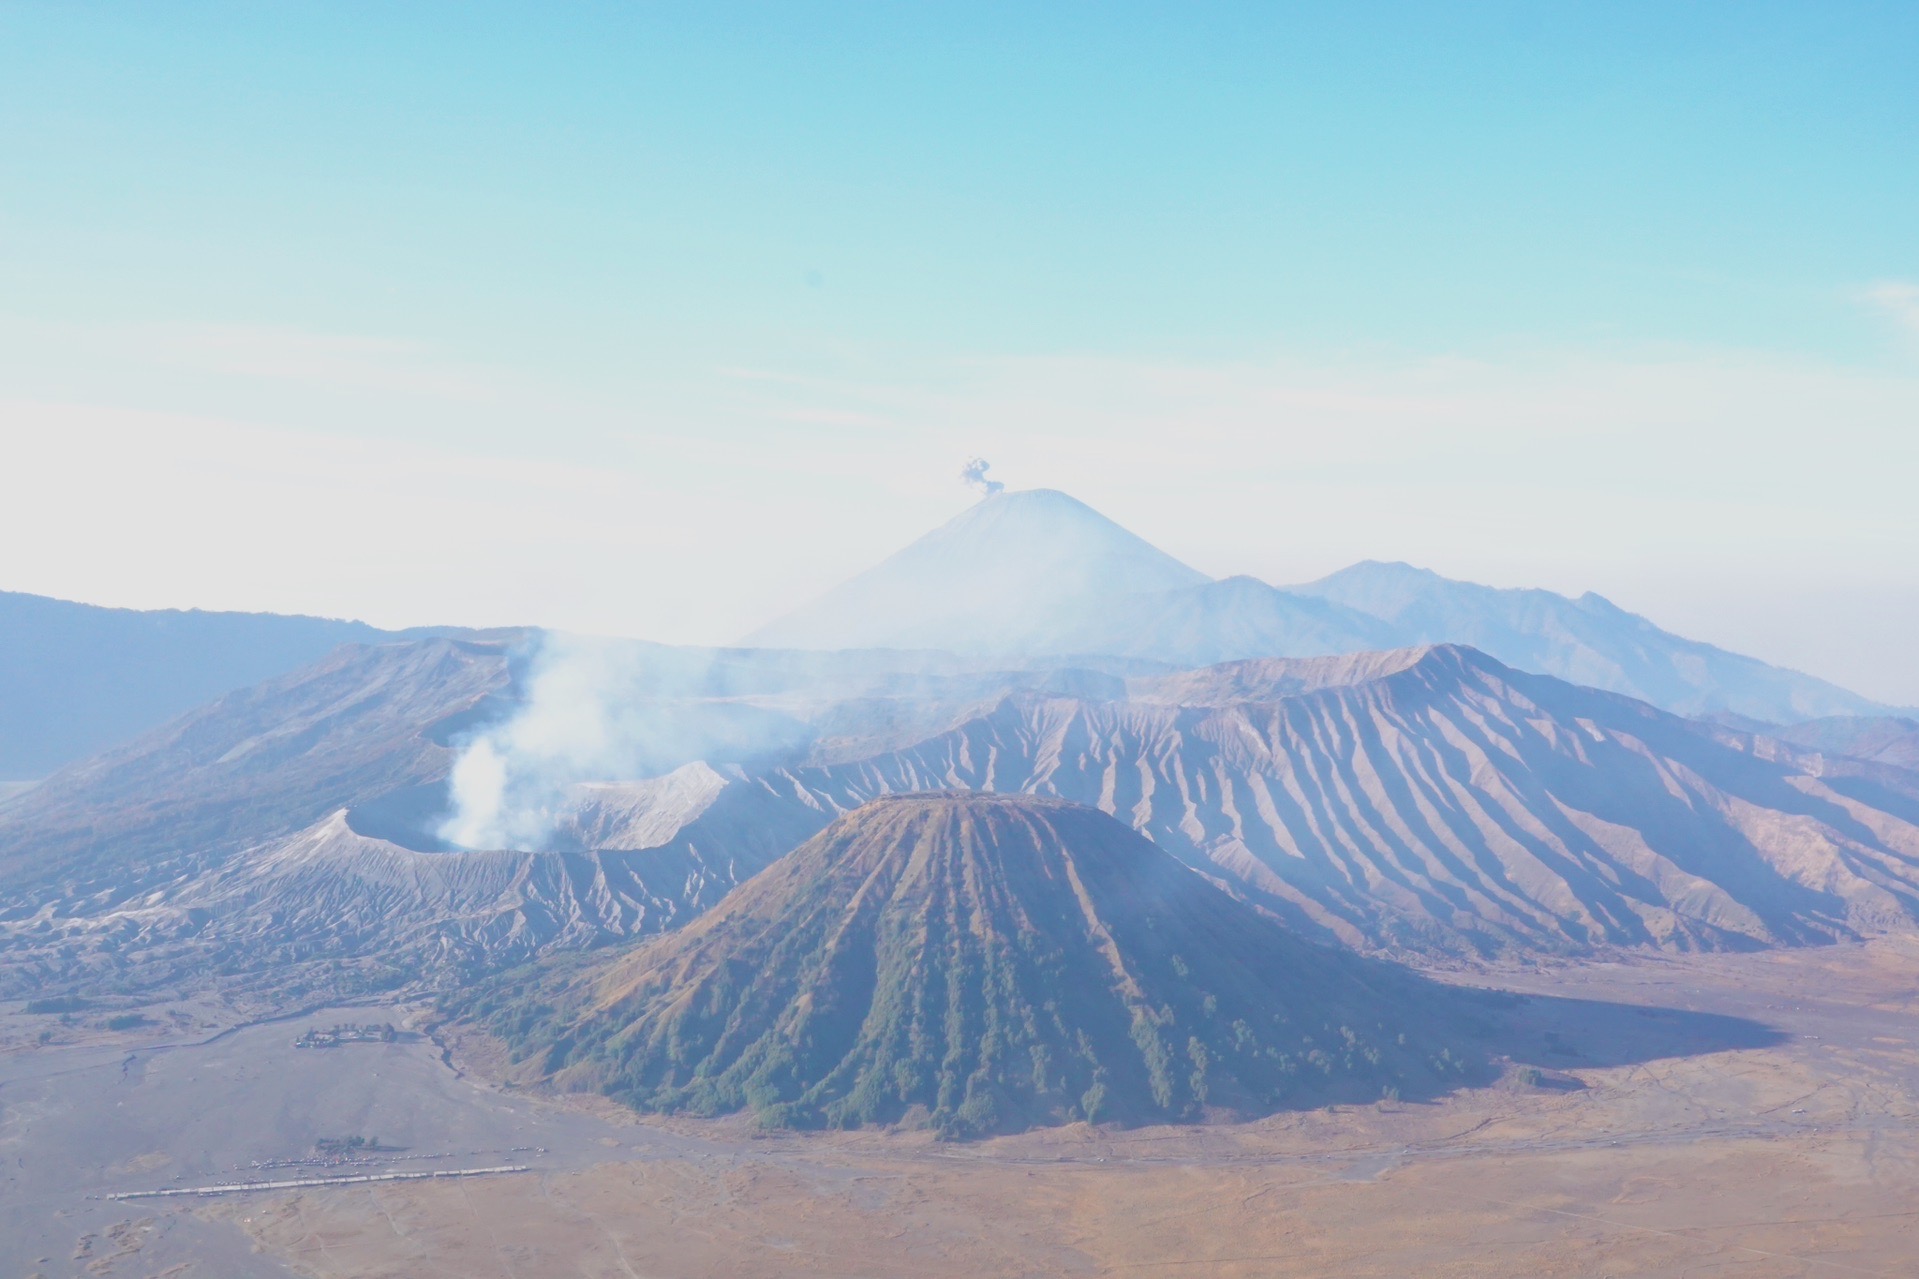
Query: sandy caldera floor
xmin=197 ymin=941 xmax=1919 ymax=1276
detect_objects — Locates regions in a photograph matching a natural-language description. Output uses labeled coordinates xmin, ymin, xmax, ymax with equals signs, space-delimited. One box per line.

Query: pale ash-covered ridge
xmin=1127 ymin=646 xmax=1438 ymax=705
xmin=0 ymin=637 xmax=822 ymax=1000
xmin=765 ymin=645 xmax=1919 ymax=957
xmin=136 ymin=642 xmax=1919 ymax=974
xmin=0 ymin=773 xmax=829 ymax=1000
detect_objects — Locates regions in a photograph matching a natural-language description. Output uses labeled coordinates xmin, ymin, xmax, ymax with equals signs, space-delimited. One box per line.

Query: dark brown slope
xmin=772 ymin=646 xmax=1919 ymax=957
xmin=467 ymin=794 xmax=1478 ymax=1136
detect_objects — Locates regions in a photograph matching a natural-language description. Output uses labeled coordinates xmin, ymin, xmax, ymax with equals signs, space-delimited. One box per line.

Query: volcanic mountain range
xmin=4 ymin=489 xmax=1902 ymax=784
xmin=7 ymin=635 xmax=1919 ymax=1013
xmin=3 ymin=487 xmax=1917 ymax=1024
xmin=3 ymin=487 xmax=1913 ymax=1136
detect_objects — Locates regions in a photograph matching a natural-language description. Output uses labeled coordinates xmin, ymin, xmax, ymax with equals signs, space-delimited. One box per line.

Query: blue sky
xmin=2 ymin=3 xmax=1917 ymax=698
xmin=7 ymin=3 xmax=1915 ymax=359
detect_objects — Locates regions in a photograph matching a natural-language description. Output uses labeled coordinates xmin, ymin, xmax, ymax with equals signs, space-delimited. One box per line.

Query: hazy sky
xmin=2 ymin=3 xmax=1917 ymax=701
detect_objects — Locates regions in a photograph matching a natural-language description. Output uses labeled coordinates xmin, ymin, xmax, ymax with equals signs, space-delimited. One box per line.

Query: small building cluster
xmin=293 ymin=1022 xmax=398 ymax=1048
xmin=314 ymin=1135 xmax=381 ymax=1155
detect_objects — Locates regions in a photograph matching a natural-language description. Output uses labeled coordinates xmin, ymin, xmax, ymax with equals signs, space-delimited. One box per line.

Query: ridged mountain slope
xmin=0 ymin=770 xmax=829 ymax=1002
xmin=11 ymin=635 xmax=1919 ymax=1004
xmin=770 ymin=647 xmax=1919 ymax=957
xmin=0 ymin=639 xmax=1128 ymax=999
xmin=1127 ymin=647 xmax=1436 ymax=705
xmin=0 ymin=637 xmax=516 ymax=894
xmin=471 ymin=794 xmax=1475 ymax=1135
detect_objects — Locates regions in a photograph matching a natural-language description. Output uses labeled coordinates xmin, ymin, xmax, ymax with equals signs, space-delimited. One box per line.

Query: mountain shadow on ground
xmin=1474 ymin=988 xmax=1785 ymax=1074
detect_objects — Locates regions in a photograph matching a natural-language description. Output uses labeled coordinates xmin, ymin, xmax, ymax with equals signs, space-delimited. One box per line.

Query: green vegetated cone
xmin=467 ymin=793 xmax=1478 ymax=1136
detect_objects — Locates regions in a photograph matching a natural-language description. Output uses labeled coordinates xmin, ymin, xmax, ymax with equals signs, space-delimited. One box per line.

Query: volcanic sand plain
xmin=5 ymin=941 xmax=1919 ymax=1277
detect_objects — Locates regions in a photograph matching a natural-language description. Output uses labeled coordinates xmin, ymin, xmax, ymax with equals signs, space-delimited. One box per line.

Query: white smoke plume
xmin=435 ymin=632 xmax=812 ymax=851
xmin=438 ymin=634 xmax=650 ymax=851
xmin=960 ymin=457 xmax=1004 ymax=496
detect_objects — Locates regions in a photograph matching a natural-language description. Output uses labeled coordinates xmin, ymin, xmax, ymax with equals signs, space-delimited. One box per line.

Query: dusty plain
xmin=4 ymin=941 xmax=1917 ymax=1277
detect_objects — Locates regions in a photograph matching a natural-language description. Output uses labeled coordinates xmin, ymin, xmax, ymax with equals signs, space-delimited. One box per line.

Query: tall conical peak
xmin=483 ymin=793 xmax=1476 ymax=1136
xmin=742 ymin=488 xmax=1206 ymax=654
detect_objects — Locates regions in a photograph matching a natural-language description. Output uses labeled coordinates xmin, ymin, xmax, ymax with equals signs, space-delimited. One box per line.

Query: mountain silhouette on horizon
xmin=743 ymin=489 xmax=1211 ymax=655
xmin=743 ymin=488 xmax=1895 ymax=724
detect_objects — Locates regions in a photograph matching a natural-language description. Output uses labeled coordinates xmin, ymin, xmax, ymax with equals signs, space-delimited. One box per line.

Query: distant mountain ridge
xmin=1769 ymin=715 xmax=1919 ymax=772
xmin=1055 ymin=574 xmax=1401 ymax=666
xmin=1292 ymin=561 xmax=1890 ymax=723
xmin=744 ymin=489 xmax=1894 ymax=724
xmin=0 ymin=589 xmax=479 ymax=779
